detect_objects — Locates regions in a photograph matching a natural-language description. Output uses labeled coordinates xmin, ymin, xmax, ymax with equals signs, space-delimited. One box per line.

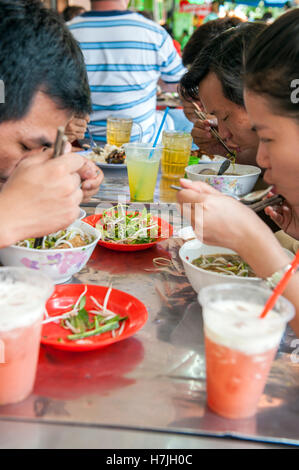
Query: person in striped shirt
xmin=68 ymin=0 xmax=186 ymax=145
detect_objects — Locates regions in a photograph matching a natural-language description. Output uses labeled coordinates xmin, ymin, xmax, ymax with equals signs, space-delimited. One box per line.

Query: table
xmin=0 ymin=167 xmax=298 ymax=449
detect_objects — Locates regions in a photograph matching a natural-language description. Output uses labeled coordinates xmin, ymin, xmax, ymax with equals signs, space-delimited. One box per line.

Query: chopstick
xmin=170 ymin=184 xmax=283 ymax=213
xmin=192 ymin=102 xmax=236 ymax=160
xmin=33 ymin=127 xmax=67 ymax=249
xmin=170 ymin=185 xmax=182 ymax=191
xmin=249 ymin=194 xmax=284 ymax=213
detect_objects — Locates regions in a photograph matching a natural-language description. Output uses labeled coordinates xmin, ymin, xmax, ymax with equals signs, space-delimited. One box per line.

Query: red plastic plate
xmin=83 ymin=213 xmax=173 ymax=252
xmin=41 ymin=284 xmax=148 ymax=351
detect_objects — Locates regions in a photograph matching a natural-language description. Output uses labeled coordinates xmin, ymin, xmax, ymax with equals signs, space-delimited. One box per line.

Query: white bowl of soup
xmin=185 ymin=163 xmax=261 ymax=196
xmin=180 ymin=240 xmax=262 ymax=292
xmin=180 ymin=240 xmax=293 ymax=292
xmin=0 ymin=220 xmax=101 ymax=284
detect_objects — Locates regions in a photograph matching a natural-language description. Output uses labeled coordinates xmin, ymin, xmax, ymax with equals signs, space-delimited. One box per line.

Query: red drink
xmin=205 ymin=336 xmax=277 ymax=419
xmin=198 ymin=284 xmax=294 ymax=420
xmin=0 ymin=318 xmax=42 ymax=405
xmin=0 ymin=268 xmax=53 ymax=406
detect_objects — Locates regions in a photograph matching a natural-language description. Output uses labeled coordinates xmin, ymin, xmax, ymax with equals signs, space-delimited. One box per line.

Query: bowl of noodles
xmin=0 ymin=220 xmax=101 ymax=284
xmin=180 ymin=240 xmax=293 ymax=292
xmin=180 ymin=240 xmax=262 ymax=292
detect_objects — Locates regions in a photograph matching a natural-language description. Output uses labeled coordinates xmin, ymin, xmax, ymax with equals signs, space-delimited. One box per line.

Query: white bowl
xmin=179 ymin=239 xmax=293 ymax=292
xmin=180 ymin=239 xmax=262 ymax=292
xmin=185 ymin=163 xmax=261 ymax=196
xmin=0 ymin=220 xmax=101 ymax=284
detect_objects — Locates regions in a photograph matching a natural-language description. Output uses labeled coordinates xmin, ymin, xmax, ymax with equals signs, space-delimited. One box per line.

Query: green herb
xmin=16 ymin=228 xmax=94 ymax=250
xmin=95 ymin=204 xmax=159 ymax=245
xmin=67 ymin=321 xmax=120 ymax=341
xmin=60 ymin=294 xmax=128 ymax=341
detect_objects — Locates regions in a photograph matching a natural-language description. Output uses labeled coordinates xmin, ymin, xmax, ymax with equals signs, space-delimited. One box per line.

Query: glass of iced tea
xmin=106 ymin=116 xmax=143 ymax=147
xmin=198 ymin=283 xmax=294 ymax=420
xmin=0 ymin=267 xmax=53 ymax=405
xmin=161 ymin=131 xmax=192 ymax=179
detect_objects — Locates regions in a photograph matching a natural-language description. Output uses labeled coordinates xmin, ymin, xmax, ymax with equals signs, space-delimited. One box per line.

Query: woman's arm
xmin=177 ymin=179 xmax=299 ymax=336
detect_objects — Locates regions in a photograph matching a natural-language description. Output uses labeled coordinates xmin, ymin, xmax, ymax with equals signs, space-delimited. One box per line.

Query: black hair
xmin=182 ymin=17 xmax=243 ymax=67
xmin=261 ymin=12 xmax=272 ymax=21
xmin=62 ymin=6 xmax=85 ymax=22
xmin=0 ymin=0 xmax=91 ymax=123
xmin=179 ymin=22 xmax=267 ymax=107
xmin=162 ymin=23 xmax=173 ymax=37
xmin=245 ymin=9 xmax=299 ymax=119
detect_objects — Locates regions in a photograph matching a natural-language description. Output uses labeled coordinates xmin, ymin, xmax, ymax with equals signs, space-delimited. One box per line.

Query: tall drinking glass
xmin=161 ymin=131 xmax=192 ymax=179
xmin=0 ymin=267 xmax=53 ymax=405
xmin=106 ymin=116 xmax=143 ymax=147
xmin=125 ymin=143 xmax=163 ymax=202
xmin=198 ymin=283 xmax=295 ymax=419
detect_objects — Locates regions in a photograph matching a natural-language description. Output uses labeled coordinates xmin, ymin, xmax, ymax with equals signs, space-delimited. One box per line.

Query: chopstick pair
xmin=192 ymin=102 xmax=236 ymax=160
xmin=249 ymin=194 xmax=284 ymax=213
xmin=170 ymin=184 xmax=284 ymax=213
xmin=52 ymin=127 xmax=68 ymax=158
xmin=33 ymin=127 xmax=68 ymax=249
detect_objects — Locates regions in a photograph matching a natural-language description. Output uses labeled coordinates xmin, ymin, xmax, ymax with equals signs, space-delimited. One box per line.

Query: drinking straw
xmin=148 ymin=106 xmax=169 ymax=159
xmin=260 ymin=250 xmax=299 ymax=319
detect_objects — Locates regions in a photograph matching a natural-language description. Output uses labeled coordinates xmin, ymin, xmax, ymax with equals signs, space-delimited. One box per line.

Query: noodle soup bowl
xmin=185 ymin=163 xmax=261 ymax=197
xmin=179 ymin=239 xmax=263 ymax=292
xmin=0 ymin=220 xmax=101 ymax=284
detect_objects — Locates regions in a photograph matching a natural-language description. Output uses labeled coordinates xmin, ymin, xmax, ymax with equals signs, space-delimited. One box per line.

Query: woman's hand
xmin=177 ymin=179 xmax=255 ymax=251
xmin=177 ymin=178 xmax=292 ymax=277
xmin=265 ymin=193 xmax=299 ymax=240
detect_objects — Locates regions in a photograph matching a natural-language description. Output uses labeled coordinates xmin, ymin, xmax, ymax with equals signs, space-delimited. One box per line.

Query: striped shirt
xmin=69 ymin=10 xmax=185 ymax=143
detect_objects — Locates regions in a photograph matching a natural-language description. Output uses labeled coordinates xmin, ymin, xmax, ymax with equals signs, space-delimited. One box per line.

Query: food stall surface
xmin=0 ymin=168 xmax=298 ymax=449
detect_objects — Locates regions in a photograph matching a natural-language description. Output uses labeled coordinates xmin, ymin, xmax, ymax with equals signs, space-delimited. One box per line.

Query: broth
xmin=192 ymin=254 xmax=256 ymax=278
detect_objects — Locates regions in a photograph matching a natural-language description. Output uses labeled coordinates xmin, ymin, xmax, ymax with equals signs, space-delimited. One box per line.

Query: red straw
xmin=260 ymin=249 xmax=299 ymax=319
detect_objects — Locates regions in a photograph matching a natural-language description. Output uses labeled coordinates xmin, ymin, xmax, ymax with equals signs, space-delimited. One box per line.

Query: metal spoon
xmin=217 ymin=159 xmax=231 ymax=176
xmin=197 ymin=159 xmax=231 ymax=176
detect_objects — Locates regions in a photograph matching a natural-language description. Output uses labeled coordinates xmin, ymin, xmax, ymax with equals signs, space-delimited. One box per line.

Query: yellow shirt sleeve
xmin=275 ymin=230 xmax=299 ymax=254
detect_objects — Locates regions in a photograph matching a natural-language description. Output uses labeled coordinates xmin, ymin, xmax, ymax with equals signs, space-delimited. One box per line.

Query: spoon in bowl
xmin=197 ymin=159 xmax=231 ymax=176
xmin=217 ymin=158 xmax=231 ymax=176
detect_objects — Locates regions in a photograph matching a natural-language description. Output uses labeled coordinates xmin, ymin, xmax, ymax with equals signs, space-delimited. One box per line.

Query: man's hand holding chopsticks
xmin=0 ymin=149 xmax=85 ymax=247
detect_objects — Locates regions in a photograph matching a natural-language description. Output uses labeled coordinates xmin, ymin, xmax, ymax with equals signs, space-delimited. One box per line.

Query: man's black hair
xmin=179 ymin=22 xmax=266 ymax=107
xmin=0 ymin=0 xmax=91 ymax=123
xmin=182 ymin=17 xmax=243 ymax=67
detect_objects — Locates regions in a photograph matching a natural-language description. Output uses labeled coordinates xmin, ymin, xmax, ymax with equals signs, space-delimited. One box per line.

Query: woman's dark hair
xmin=0 ymin=0 xmax=91 ymax=123
xmin=179 ymin=22 xmax=267 ymax=107
xmin=182 ymin=17 xmax=243 ymax=67
xmin=245 ymin=9 xmax=299 ymax=119
xmin=62 ymin=6 xmax=85 ymax=22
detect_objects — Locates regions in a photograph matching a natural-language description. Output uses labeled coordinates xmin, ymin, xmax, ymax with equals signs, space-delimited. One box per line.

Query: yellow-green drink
xmin=125 ymin=143 xmax=162 ymax=202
